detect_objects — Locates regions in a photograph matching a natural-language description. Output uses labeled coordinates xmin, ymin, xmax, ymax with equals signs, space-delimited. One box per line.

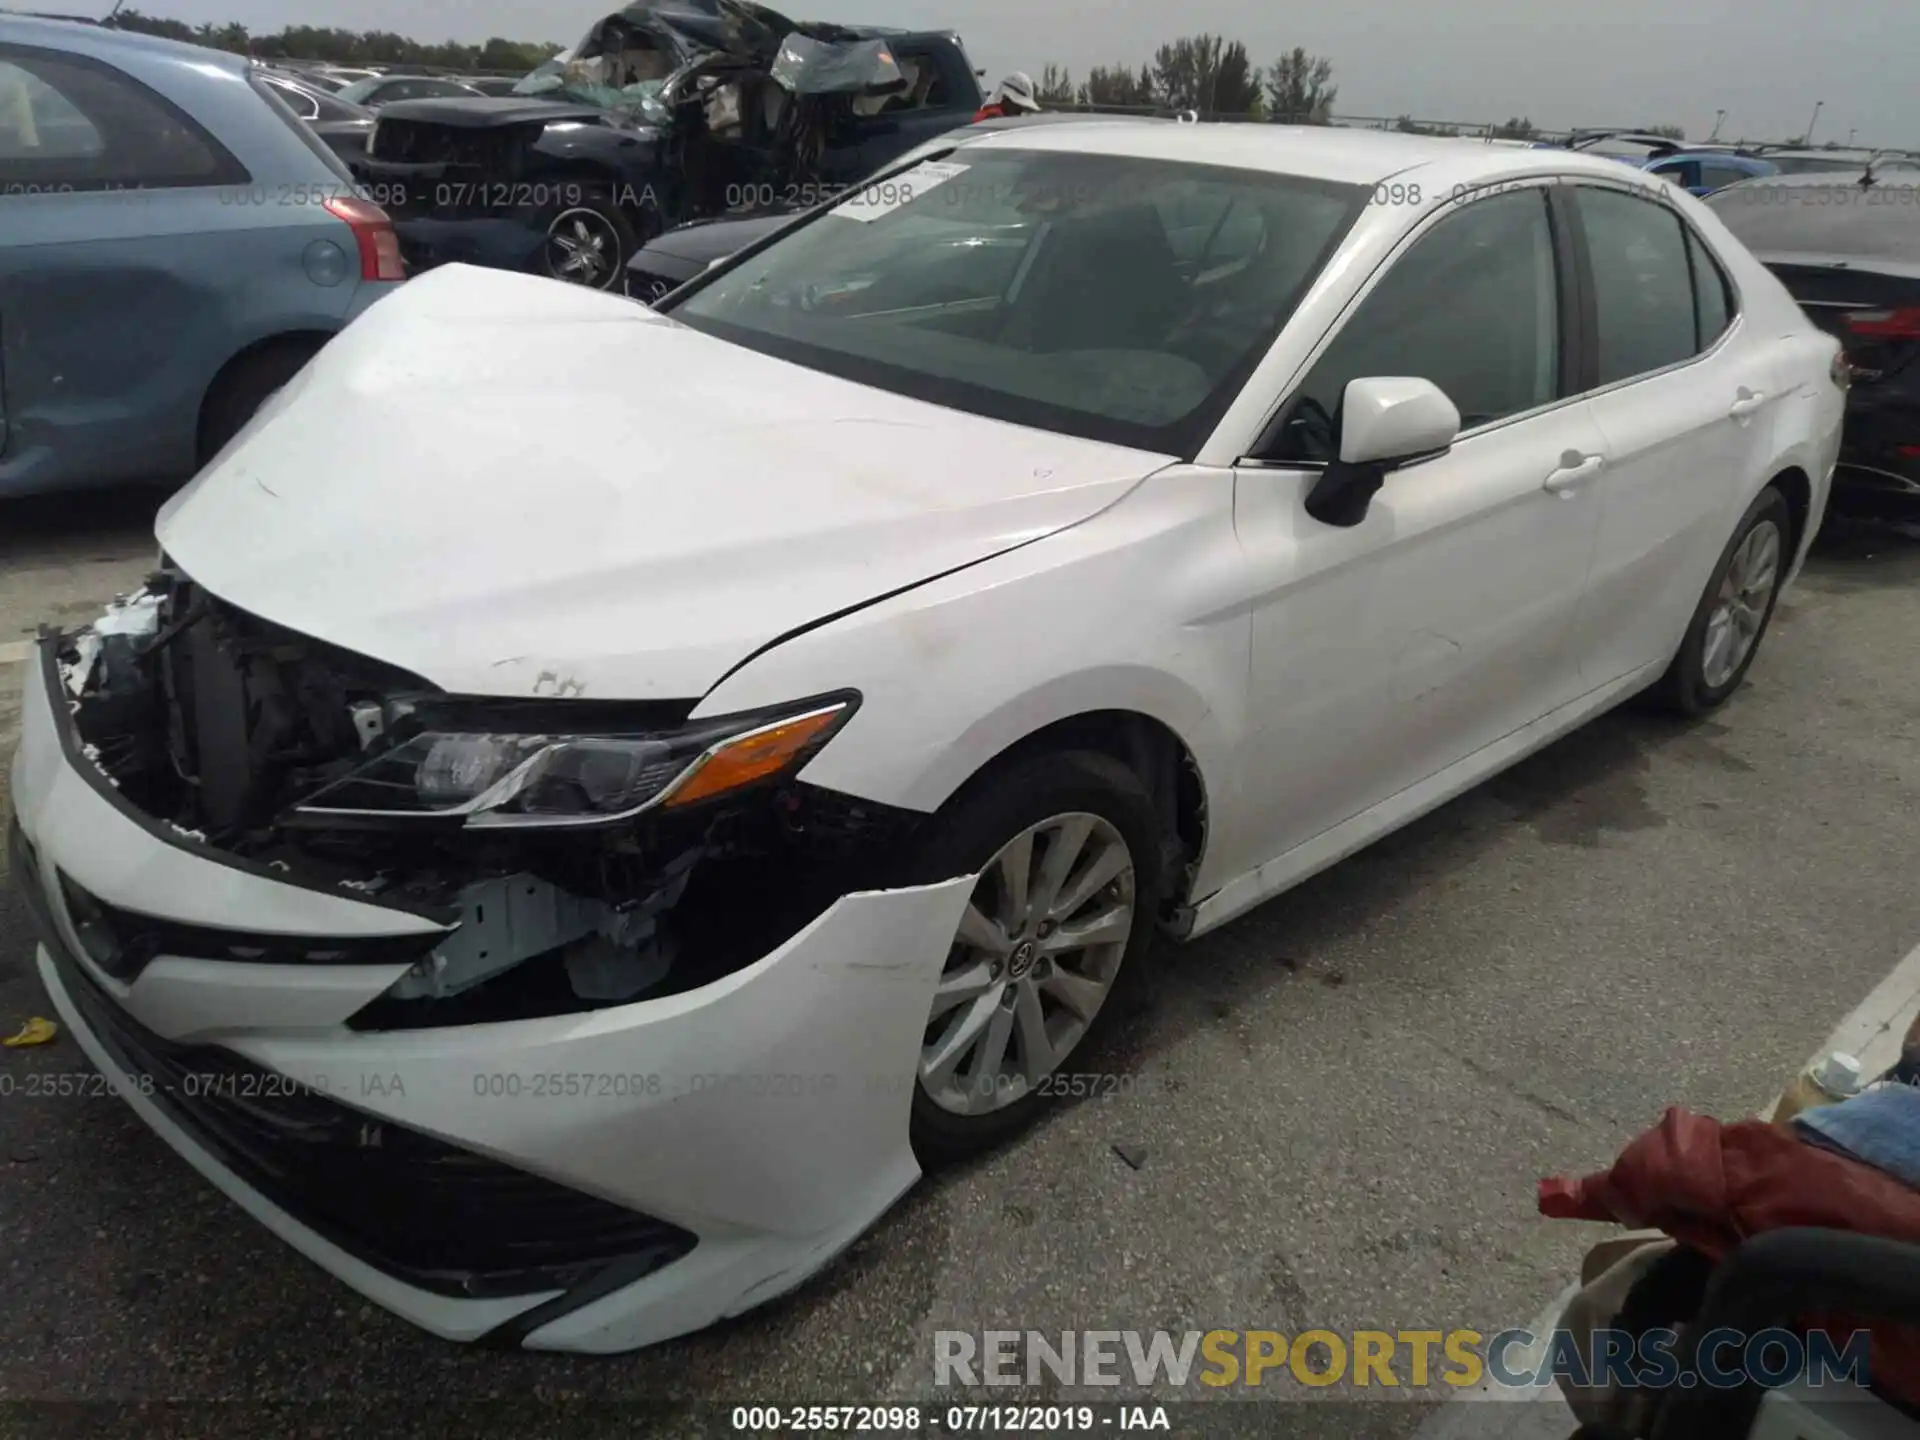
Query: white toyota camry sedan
xmin=11 ymin=122 xmax=1844 ymax=1353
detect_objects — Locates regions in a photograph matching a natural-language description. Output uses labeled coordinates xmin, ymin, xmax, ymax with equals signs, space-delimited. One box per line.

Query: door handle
xmin=1728 ymin=389 xmax=1768 ymax=420
xmin=1543 ymin=453 xmax=1606 ymax=496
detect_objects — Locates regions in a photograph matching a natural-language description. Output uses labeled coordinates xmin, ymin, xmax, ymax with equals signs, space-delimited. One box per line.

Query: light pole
xmin=1708 ymin=108 xmax=1726 ymax=141
xmin=1805 ymin=99 xmax=1824 ymax=145
xmin=1848 ymin=127 xmax=1858 ymax=147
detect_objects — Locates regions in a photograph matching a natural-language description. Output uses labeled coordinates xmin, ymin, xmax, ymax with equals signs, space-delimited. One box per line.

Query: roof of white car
xmin=951 ymin=119 xmax=1642 ymax=190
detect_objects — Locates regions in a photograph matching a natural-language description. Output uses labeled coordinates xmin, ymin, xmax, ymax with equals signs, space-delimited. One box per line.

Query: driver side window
xmin=1270 ymin=188 xmax=1562 ymax=463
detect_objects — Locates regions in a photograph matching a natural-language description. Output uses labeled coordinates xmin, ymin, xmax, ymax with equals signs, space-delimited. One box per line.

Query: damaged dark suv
xmin=351 ymin=0 xmax=983 ymax=287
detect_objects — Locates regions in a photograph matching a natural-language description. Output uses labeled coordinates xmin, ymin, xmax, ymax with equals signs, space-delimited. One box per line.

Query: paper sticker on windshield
xmin=833 ymin=160 xmax=970 ymax=222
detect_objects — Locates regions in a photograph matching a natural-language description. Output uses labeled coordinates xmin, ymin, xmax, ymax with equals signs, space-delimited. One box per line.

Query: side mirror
xmin=1304 ymin=376 xmax=1461 ymax=528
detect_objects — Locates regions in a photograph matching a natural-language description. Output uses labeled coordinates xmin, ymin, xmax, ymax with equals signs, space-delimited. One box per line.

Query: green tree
xmin=1491 ymin=115 xmax=1539 ymax=140
xmin=1078 ymin=63 xmax=1156 ymax=109
xmin=1265 ymin=47 xmax=1337 ymax=124
xmin=104 ymin=10 xmax=562 ymax=73
xmin=1645 ymin=123 xmax=1686 ymax=140
xmin=1035 ymin=64 xmax=1076 ymax=106
xmin=1149 ymin=34 xmax=1262 ymax=116
xmin=104 ymin=9 xmax=198 ymax=42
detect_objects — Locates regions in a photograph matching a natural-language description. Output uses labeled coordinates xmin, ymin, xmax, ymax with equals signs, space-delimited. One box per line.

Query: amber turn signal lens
xmin=661 ymin=706 xmax=847 ymax=808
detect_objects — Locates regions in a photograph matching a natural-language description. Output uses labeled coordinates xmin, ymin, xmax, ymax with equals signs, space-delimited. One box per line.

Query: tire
xmin=542 ymin=194 xmax=639 ymax=291
xmin=198 ymin=340 xmax=321 ymax=465
xmin=1648 ymin=485 xmax=1793 ymax=716
xmin=903 ymin=749 xmax=1164 ymax=1166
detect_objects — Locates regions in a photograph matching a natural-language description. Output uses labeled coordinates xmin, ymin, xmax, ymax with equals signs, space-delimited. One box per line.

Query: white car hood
xmin=157 ymin=265 xmax=1165 ymax=701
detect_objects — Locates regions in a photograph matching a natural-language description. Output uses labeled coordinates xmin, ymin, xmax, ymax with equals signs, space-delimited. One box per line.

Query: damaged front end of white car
xmin=11 ymin=568 xmax=975 ymax=1352
xmin=58 ymin=566 xmax=901 ymax=1007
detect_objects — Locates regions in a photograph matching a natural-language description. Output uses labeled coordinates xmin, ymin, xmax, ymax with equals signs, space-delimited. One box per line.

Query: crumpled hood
xmin=157 ymin=265 xmax=1164 ymax=701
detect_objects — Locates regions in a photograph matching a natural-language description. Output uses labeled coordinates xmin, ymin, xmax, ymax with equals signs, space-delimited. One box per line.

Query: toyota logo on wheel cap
xmin=1008 ymin=940 xmax=1037 ymax=979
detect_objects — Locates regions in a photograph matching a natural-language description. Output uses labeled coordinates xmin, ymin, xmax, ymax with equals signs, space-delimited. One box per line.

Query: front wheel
xmin=904 ymin=749 xmax=1163 ymax=1166
xmin=542 ymin=195 xmax=638 ymax=290
xmin=1649 ymin=485 xmax=1792 ymax=715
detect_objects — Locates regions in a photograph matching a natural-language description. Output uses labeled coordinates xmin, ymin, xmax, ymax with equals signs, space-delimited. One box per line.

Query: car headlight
xmin=289 ymin=696 xmax=855 ymax=830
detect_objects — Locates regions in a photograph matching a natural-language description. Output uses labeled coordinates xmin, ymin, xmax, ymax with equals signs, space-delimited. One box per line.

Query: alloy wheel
xmin=1700 ymin=518 xmax=1781 ymax=690
xmin=919 ymin=812 xmax=1136 ymax=1116
xmin=545 ymin=208 xmax=621 ymax=289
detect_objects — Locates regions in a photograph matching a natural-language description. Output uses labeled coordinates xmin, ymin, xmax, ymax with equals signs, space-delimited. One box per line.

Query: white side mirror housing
xmin=1338 ymin=376 xmax=1462 ymax=466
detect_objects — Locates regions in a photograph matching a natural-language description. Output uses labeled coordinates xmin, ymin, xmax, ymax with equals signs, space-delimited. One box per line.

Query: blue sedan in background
xmin=0 ymin=16 xmax=405 ymax=498
xmin=1643 ymin=150 xmax=1780 ymax=196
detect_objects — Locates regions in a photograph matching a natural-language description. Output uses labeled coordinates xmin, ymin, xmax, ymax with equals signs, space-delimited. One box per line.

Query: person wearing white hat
xmin=973 ymin=71 xmax=1042 ymax=122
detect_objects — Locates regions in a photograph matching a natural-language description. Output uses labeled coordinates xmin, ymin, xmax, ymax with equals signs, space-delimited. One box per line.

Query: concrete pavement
xmin=0 ymin=501 xmax=1917 ymax=1437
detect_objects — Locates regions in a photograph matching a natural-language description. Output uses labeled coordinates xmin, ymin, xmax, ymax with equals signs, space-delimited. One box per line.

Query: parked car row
xmin=5 ymin=8 xmax=1918 ymax=530
xmin=344 ymin=2 xmax=988 ymax=290
xmin=1710 ymin=170 xmax=1920 ymax=520
xmin=275 ymin=62 xmax=518 ymax=98
xmin=1643 ymin=149 xmax=1779 ymax=196
xmin=332 ymin=71 xmax=487 ymax=108
xmin=252 ymin=65 xmax=378 ymax=159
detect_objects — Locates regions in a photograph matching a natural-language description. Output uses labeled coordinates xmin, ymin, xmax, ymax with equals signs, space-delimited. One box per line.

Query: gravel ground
xmin=1 ymin=493 xmax=1916 ymax=1439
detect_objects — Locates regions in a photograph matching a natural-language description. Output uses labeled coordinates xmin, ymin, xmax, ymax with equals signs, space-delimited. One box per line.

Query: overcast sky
xmin=119 ymin=0 xmax=1915 ymax=145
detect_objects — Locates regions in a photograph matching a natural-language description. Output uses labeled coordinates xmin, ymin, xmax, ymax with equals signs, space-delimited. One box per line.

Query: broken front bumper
xmin=9 ymin=640 xmax=971 ymax=1352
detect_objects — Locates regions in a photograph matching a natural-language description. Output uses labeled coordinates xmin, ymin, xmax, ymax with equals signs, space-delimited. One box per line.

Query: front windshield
xmin=666 ymin=148 xmax=1366 ymax=455
xmin=512 ymin=29 xmax=675 ymax=113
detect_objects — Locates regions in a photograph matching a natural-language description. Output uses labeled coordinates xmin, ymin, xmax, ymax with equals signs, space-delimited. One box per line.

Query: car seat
xmin=994 ymin=203 xmax=1189 ymax=355
xmin=1643 ymin=1229 xmax=1920 ymax=1440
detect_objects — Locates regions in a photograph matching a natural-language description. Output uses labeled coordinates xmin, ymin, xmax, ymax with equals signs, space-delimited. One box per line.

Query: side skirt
xmin=1185 ymin=661 xmax=1668 ymax=941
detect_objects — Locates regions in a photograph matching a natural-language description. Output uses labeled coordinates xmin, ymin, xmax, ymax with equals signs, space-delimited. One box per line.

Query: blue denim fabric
xmin=1794 ymin=1083 xmax=1920 ymax=1190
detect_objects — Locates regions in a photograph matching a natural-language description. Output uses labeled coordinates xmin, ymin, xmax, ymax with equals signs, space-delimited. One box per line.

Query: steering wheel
xmin=1163 ymin=314 xmax=1244 ymax=369
xmin=1285 ymin=393 xmax=1339 ymax=460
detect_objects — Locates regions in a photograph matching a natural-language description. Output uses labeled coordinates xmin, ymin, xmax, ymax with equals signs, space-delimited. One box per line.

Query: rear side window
xmin=0 ymin=57 xmax=103 ymax=163
xmin=0 ymin=45 xmax=246 ymax=191
xmin=1576 ymin=185 xmax=1699 ymax=384
xmin=1700 ymin=162 xmax=1755 ymax=191
xmin=925 ymin=37 xmax=978 ymax=109
xmin=1686 ymin=229 xmax=1735 ymax=348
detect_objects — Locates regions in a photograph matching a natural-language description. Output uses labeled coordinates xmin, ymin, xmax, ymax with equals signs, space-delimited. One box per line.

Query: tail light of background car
xmin=1841 ymin=307 xmax=1920 ymax=339
xmin=323 ymin=196 xmax=406 ymax=282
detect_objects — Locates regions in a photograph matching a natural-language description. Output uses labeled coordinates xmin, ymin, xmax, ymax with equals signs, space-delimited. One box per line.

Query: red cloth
xmin=1540 ymin=1107 xmax=1920 ymax=1405
xmin=972 ymin=102 xmax=1007 ymax=122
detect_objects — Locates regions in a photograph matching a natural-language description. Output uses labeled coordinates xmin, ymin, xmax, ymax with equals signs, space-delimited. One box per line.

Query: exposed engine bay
xmin=57 ymin=570 xmax=920 ymax=1028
